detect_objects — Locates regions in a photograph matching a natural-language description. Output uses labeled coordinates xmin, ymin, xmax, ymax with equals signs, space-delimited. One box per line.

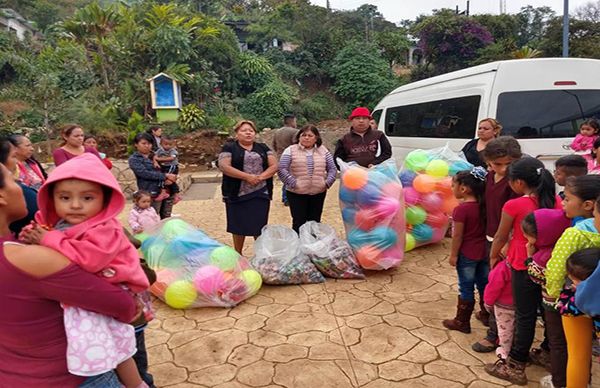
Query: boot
xmin=443 ymin=296 xmax=475 ymax=333
xmin=475 ymin=298 xmax=490 ymax=326
xmin=484 ymin=356 xmax=528 ymax=386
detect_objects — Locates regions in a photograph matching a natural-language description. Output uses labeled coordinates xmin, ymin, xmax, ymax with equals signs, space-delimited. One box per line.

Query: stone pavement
xmin=119 ymin=181 xmax=600 ymax=388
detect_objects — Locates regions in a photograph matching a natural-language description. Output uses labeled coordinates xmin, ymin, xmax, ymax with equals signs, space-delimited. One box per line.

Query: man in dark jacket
xmin=333 ymin=107 xmax=392 ymax=169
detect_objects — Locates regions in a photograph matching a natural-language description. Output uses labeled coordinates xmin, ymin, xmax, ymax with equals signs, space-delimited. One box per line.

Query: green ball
xmin=210 ymin=246 xmax=240 ymax=271
xmin=405 ymin=234 xmax=416 ymax=252
xmin=405 ymin=150 xmax=429 ymax=172
xmin=161 ymin=219 xmax=192 ymax=240
xmin=406 ymin=206 xmax=427 ymax=225
xmin=240 ymin=269 xmax=262 ymax=295
xmin=164 ymin=280 xmax=197 ymax=309
xmin=426 ymin=159 xmax=449 ymax=177
xmin=135 ymin=232 xmax=150 ymax=244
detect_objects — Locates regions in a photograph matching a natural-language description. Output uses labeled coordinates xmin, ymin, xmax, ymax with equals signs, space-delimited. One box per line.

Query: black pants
xmin=160 ymin=165 xmax=180 ymax=194
xmin=509 ymin=268 xmax=542 ymax=362
xmin=544 ymin=308 xmax=567 ymax=387
xmin=286 ymin=190 xmax=327 ymax=233
xmin=152 ymin=197 xmax=174 ymax=219
xmin=133 ymin=330 xmax=155 ymax=387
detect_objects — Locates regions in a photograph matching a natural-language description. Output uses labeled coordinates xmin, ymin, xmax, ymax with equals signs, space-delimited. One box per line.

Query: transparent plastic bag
xmin=140 ymin=217 xmax=262 ymax=309
xmin=338 ymin=159 xmax=406 ymax=270
xmin=299 ymin=221 xmax=364 ymax=279
xmin=253 ymin=225 xmax=325 ymax=284
xmin=399 ymin=144 xmax=473 ymax=251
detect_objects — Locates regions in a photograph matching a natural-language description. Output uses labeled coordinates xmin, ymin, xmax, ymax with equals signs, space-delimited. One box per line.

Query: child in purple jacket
xmin=128 ymin=191 xmax=161 ymax=234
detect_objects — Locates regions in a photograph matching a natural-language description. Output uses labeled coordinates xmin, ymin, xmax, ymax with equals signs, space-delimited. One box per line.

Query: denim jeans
xmin=509 ymin=268 xmax=542 ymax=362
xmin=456 ymin=254 xmax=489 ymax=302
xmin=79 ymin=371 xmax=121 ymax=387
xmin=134 ymin=329 xmax=155 ymax=387
xmin=282 ymin=184 xmax=288 ymax=203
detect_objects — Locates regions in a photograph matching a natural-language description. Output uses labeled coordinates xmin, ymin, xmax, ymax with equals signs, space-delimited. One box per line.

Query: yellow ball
xmin=405 ymin=234 xmax=416 ymax=252
xmin=240 ymin=269 xmax=262 ymax=295
xmin=164 ymin=280 xmax=197 ymax=309
xmin=425 ymin=159 xmax=449 ymax=177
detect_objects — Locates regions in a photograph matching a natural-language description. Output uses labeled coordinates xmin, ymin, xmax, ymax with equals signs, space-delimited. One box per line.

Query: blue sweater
xmin=128 ymin=152 xmax=165 ymax=196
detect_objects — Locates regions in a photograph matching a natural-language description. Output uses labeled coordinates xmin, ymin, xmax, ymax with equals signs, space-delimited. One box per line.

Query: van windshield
xmin=496 ymin=90 xmax=600 ymax=139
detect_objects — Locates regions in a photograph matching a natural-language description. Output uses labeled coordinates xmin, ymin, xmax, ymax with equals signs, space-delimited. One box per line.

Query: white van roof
xmin=386 ymin=57 xmax=600 ymax=96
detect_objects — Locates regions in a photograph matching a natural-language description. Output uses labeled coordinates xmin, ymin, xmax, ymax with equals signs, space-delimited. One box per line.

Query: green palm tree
xmin=512 ymin=46 xmax=542 ymax=59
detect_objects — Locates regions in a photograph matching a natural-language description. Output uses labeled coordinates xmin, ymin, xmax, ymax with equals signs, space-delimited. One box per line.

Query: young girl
xmin=484 ymin=157 xmax=561 ymax=385
xmin=443 ymin=166 xmax=488 ymax=334
xmin=20 ymin=153 xmax=150 ymax=388
xmin=546 ymin=188 xmax=600 ymax=388
xmin=84 ymin=134 xmax=113 ymax=169
xmin=571 ymin=118 xmax=600 ymax=153
xmin=128 ymin=190 xmax=161 ymax=234
xmin=585 ymin=137 xmax=600 ymax=174
xmin=483 ymin=257 xmax=513 ymax=361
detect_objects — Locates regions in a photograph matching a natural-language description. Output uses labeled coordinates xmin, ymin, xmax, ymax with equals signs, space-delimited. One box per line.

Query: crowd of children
xmin=446 ymin=123 xmax=600 ymax=387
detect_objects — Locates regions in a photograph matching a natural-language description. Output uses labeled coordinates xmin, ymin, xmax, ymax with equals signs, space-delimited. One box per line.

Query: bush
xmin=240 ymin=80 xmax=297 ymax=129
xmin=298 ymin=93 xmax=344 ymax=122
xmin=178 ymin=104 xmax=206 ymax=132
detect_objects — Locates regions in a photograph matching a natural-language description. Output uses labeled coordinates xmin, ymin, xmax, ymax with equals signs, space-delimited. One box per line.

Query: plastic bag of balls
xmin=253 ymin=225 xmax=325 ymax=284
xmin=399 ymin=144 xmax=473 ymax=251
xmin=338 ymin=158 xmax=406 ymax=270
xmin=299 ymin=221 xmax=365 ymax=279
xmin=140 ymin=217 xmax=262 ymax=309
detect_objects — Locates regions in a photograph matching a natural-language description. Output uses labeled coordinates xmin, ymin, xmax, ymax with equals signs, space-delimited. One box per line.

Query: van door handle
xmin=562 ymin=143 xmax=572 ymax=150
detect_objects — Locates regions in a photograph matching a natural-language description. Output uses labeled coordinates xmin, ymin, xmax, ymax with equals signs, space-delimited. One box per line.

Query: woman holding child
xmin=218 ymin=120 xmax=278 ymax=254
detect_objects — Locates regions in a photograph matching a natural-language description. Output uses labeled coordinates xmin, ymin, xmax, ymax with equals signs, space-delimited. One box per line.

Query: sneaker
xmin=155 ymin=191 xmax=169 ymax=201
xmin=484 ymin=356 xmax=528 ymax=386
xmin=529 ymin=347 xmax=551 ymax=371
xmin=173 ymin=194 xmax=182 ymax=205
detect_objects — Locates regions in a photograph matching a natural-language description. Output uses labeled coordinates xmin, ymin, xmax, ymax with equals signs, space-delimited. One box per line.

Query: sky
xmin=309 ymin=0 xmax=591 ymax=23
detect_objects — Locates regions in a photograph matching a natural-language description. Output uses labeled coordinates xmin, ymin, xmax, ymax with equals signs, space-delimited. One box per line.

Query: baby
xmin=154 ymin=135 xmax=181 ymax=203
xmin=128 ymin=190 xmax=160 ymax=234
xmin=20 ymin=153 xmax=149 ymax=388
xmin=571 ymin=119 xmax=600 ymax=153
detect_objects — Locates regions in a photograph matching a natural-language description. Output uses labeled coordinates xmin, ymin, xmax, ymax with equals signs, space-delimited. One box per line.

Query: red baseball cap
xmin=348 ymin=107 xmax=372 ymax=120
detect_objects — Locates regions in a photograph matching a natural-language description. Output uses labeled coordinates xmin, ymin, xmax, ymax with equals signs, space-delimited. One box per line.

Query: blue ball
xmin=356 ymin=182 xmax=381 ymax=206
xmin=399 ymin=170 xmax=416 ymax=187
xmin=367 ymin=226 xmax=398 ymax=250
xmin=342 ymin=207 xmax=357 ymax=224
xmin=347 ymin=228 xmax=368 ymax=249
xmin=412 ymin=224 xmax=434 ymax=242
xmin=449 ymin=159 xmax=473 ymax=176
xmin=339 ymin=185 xmax=357 ymax=203
xmin=369 ymin=171 xmax=392 ymax=186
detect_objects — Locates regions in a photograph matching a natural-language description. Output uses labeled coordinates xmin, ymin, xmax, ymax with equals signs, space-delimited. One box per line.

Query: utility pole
xmin=563 ymin=0 xmax=569 ymax=57
xmin=326 ymin=0 xmax=330 ymax=12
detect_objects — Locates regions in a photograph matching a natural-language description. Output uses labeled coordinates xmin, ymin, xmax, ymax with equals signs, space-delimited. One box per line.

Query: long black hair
xmin=565 ymin=175 xmax=600 ymax=202
xmin=566 ymin=248 xmax=600 ymax=281
xmin=508 ymin=157 xmax=555 ymax=209
xmin=454 ymin=168 xmax=486 ymax=225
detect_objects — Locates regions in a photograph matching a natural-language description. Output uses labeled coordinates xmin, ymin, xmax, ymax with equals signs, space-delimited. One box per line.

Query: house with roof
xmin=0 ymin=8 xmax=40 ymax=40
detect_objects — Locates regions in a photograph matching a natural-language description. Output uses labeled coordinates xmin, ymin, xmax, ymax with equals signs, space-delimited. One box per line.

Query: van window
xmin=384 ymin=95 xmax=481 ymax=139
xmin=372 ymin=109 xmax=382 ymax=126
xmin=496 ymin=90 xmax=600 ymax=139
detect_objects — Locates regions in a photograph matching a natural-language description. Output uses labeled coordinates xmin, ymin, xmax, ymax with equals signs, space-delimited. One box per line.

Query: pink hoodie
xmin=36 ymin=153 xmax=149 ymax=292
xmin=484 ymin=260 xmax=513 ymax=309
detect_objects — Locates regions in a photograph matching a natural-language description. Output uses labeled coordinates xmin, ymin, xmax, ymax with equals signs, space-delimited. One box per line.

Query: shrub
xmin=240 ymin=80 xmax=297 ymax=129
xmin=178 ymin=104 xmax=206 ymax=132
xmin=298 ymin=92 xmax=344 ymax=122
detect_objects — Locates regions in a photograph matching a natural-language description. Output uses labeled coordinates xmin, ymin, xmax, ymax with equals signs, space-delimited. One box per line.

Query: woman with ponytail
xmin=485 ymin=157 xmax=562 ymax=385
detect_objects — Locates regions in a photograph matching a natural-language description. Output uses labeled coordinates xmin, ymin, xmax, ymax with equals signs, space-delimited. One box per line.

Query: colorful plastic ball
xmin=413 ymin=174 xmax=436 ymax=193
xmin=135 ymin=232 xmax=150 ymax=244
xmin=426 ymin=212 xmax=449 ymax=228
xmin=367 ymin=226 xmax=398 ymax=250
xmin=412 ymin=224 xmax=434 ymax=242
xmin=355 ymin=245 xmax=383 ymax=269
xmin=426 ymin=159 xmax=449 ymax=177
xmin=381 ymin=182 xmax=402 ymax=199
xmin=339 ymin=185 xmax=357 ymax=203
xmin=404 ymin=150 xmax=429 ymax=172
xmin=161 ymin=218 xmax=192 ymax=240
xmin=193 ymin=265 xmax=226 ymax=296
xmin=168 ymin=237 xmax=205 ymax=263
xmin=421 ymin=193 xmax=443 ymax=212
xmin=399 ymin=170 xmax=416 ymax=187
xmin=403 ymin=187 xmax=420 ymax=206
xmin=209 ymin=246 xmax=240 ymax=271
xmin=355 ymin=209 xmax=378 ymax=231
xmin=431 ymin=227 xmax=447 ymax=242
xmin=380 ymin=246 xmax=404 ymax=267
xmin=356 ymin=182 xmax=381 ymax=206
xmin=149 ymin=269 xmax=179 ymax=297
xmin=165 ymin=280 xmax=198 ymax=309
xmin=436 ymin=177 xmax=454 ymax=198
xmin=449 ymin=159 xmax=473 ymax=176
xmin=405 ymin=234 xmax=416 ymax=252
xmin=342 ymin=207 xmax=357 ymax=224
xmin=347 ymin=229 xmax=368 ymax=249
xmin=441 ymin=197 xmax=460 ymax=214
xmin=342 ymin=167 xmax=368 ymax=190
xmin=143 ymin=241 xmax=172 ymax=268
xmin=368 ymin=171 xmax=391 ymax=186
xmin=239 ymin=269 xmax=262 ymax=295
xmin=406 ymin=206 xmax=427 ymax=225
xmin=374 ymin=197 xmax=401 ymax=219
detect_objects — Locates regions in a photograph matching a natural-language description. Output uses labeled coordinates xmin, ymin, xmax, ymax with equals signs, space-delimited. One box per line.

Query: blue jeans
xmin=134 ymin=329 xmax=155 ymax=387
xmin=282 ymin=184 xmax=288 ymax=203
xmin=79 ymin=371 xmax=121 ymax=387
xmin=456 ymin=254 xmax=489 ymax=302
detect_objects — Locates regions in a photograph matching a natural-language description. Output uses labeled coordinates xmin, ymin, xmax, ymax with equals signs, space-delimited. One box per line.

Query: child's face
xmin=84 ymin=138 xmax=98 ymax=149
xmin=487 ymin=156 xmax=514 ymax=177
xmin=523 ymin=229 xmax=537 ymax=247
xmin=137 ymin=195 xmax=152 ymax=209
xmin=594 ymin=204 xmax=600 ymax=232
xmin=563 ymin=188 xmax=593 ymax=219
xmin=508 ymin=178 xmax=525 ymax=195
xmin=567 ymin=273 xmax=582 ymax=286
xmin=451 ymin=179 xmax=464 ymax=199
xmin=553 ymin=166 xmax=568 ymax=187
xmin=581 ymin=124 xmax=597 ymax=137
xmin=53 ymin=179 xmax=104 ymax=225
xmin=161 ymin=140 xmax=173 ymax=150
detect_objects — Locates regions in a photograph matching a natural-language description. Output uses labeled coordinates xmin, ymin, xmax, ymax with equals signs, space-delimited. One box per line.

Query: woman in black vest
xmin=218 ymin=120 xmax=278 ymax=253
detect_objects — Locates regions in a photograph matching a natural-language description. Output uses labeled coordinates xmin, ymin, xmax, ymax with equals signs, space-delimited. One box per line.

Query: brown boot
xmin=475 ymin=298 xmax=490 ymax=326
xmin=484 ymin=356 xmax=528 ymax=385
xmin=443 ymin=296 xmax=475 ymax=333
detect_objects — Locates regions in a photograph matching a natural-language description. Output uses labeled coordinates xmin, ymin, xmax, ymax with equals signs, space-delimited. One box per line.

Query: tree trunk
xmin=43 ymin=99 xmax=52 ymax=161
xmin=96 ymin=39 xmax=111 ymax=91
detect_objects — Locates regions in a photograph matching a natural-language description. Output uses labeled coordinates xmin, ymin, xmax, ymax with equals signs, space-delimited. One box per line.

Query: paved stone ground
xmin=119 ymin=180 xmax=600 ymax=388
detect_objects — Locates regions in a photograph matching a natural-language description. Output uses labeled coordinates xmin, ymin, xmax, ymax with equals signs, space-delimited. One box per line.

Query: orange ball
xmin=436 ymin=177 xmax=453 ymax=198
xmin=413 ymin=174 xmax=436 ymax=193
xmin=342 ymin=167 xmax=368 ymax=190
xmin=441 ymin=197 xmax=459 ymax=214
xmin=356 ymin=245 xmax=383 ymax=270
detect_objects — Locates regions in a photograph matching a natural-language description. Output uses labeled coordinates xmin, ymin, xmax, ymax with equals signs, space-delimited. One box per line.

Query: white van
xmin=373 ymin=58 xmax=600 ymax=167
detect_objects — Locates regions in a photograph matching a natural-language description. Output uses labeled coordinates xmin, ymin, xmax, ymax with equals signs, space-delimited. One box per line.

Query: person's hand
xmin=153 ymin=161 xmax=160 ymax=169
xmin=245 ymin=174 xmax=261 ymax=186
xmin=526 ymin=242 xmax=536 ymax=258
xmin=20 ymin=224 xmax=48 ymax=244
xmin=133 ymin=227 xmax=143 ymax=234
xmin=165 ymin=173 xmax=177 ymax=182
xmin=448 ymin=255 xmax=458 ymax=267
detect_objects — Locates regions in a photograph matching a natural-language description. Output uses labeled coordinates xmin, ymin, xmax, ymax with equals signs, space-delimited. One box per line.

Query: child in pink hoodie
xmin=128 ymin=190 xmax=160 ymax=234
xmin=484 ymin=259 xmax=514 ymax=360
xmin=20 ymin=153 xmax=149 ymax=388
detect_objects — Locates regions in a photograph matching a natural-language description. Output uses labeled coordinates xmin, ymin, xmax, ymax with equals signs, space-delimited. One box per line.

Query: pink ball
xmin=431 ymin=227 xmax=447 ymax=243
xmin=355 ymin=209 xmax=378 ymax=231
xmin=374 ymin=197 xmax=401 ymax=219
xmin=381 ymin=182 xmax=402 ymax=199
xmin=193 ymin=265 xmax=226 ymax=296
xmin=421 ymin=193 xmax=443 ymax=212
xmin=381 ymin=246 xmax=404 ymax=265
xmin=403 ymin=187 xmax=420 ymax=206
xmin=426 ymin=212 xmax=448 ymax=228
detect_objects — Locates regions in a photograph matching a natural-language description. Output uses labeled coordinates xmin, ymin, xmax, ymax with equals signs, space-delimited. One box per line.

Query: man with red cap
xmin=333 ymin=107 xmax=392 ymax=169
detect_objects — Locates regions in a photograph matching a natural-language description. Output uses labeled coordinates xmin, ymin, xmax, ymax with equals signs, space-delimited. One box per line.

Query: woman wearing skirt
xmin=218 ymin=120 xmax=278 ymax=253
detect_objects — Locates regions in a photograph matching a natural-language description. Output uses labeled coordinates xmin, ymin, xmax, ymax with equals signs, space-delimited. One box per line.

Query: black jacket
xmin=220 ymin=141 xmax=273 ymax=200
